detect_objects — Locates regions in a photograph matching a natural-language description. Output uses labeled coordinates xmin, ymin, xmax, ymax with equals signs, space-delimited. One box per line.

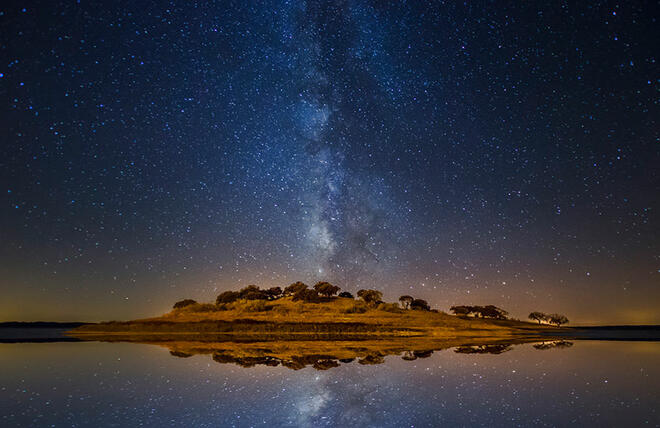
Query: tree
xmin=284 ymin=281 xmax=308 ymax=296
xmin=528 ymin=311 xmax=547 ymax=324
xmin=243 ymin=290 xmax=268 ymax=300
xmin=548 ymin=313 xmax=569 ymax=327
xmin=410 ymin=299 xmax=431 ymax=311
xmin=238 ymin=285 xmax=258 ymax=297
xmin=237 ymin=285 xmax=268 ymax=300
xmin=466 ymin=305 xmax=482 ymax=317
xmin=338 ymin=291 xmax=354 ymax=299
xmin=313 ymin=281 xmax=340 ymax=297
xmin=399 ymin=295 xmax=414 ymax=309
xmin=450 ymin=305 xmax=471 ymax=316
xmin=265 ymin=287 xmax=282 ymax=300
xmin=292 ymin=288 xmax=321 ymax=303
xmin=481 ymin=305 xmax=508 ymax=320
xmin=357 ymin=289 xmax=383 ymax=305
xmin=173 ymin=299 xmax=197 ymax=309
xmin=216 ymin=291 xmax=240 ymax=304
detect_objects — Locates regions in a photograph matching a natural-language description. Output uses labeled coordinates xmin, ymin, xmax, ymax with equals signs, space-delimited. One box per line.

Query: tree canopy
xmin=284 ymin=282 xmax=308 ymax=295
xmin=528 ymin=311 xmax=569 ymax=326
xmin=449 ymin=305 xmax=508 ymax=319
xmin=173 ymin=299 xmax=197 ymax=309
xmin=410 ymin=298 xmax=431 ymax=311
xmin=548 ymin=313 xmax=569 ymax=327
xmin=528 ymin=311 xmax=547 ymax=324
xmin=216 ymin=291 xmax=240 ymax=304
xmin=399 ymin=295 xmax=413 ymax=309
xmin=313 ymin=282 xmax=340 ymax=297
xmin=292 ymin=288 xmax=321 ymax=303
xmin=265 ymin=287 xmax=283 ymax=299
xmin=357 ymin=289 xmax=383 ymax=304
xmin=449 ymin=305 xmax=471 ymax=316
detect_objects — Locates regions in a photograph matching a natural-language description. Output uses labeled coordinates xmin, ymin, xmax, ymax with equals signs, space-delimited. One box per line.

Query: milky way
xmin=1 ymin=1 xmax=658 ymax=323
xmin=266 ymin=2 xmax=407 ymax=285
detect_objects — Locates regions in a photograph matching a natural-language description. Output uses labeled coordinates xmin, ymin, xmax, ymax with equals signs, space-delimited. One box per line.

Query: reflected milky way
xmin=1 ymin=340 xmax=658 ymax=426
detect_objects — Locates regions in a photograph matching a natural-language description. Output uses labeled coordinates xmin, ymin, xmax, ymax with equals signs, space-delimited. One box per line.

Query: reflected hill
xmin=67 ymin=333 xmax=574 ymax=370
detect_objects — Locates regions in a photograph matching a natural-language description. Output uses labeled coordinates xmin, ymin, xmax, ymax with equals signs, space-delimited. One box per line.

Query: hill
xmin=70 ymin=294 xmax=561 ymax=339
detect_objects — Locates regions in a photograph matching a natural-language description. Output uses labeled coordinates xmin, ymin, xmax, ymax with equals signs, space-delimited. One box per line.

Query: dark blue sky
xmin=1 ymin=1 xmax=658 ymax=323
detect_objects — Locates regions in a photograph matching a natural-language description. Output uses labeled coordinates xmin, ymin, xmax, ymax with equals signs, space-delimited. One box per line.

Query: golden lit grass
xmin=71 ymin=296 xmax=561 ymax=337
xmin=159 ymin=297 xmax=459 ymax=325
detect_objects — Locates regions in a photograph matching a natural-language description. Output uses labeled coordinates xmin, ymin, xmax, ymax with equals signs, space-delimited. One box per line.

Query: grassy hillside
xmin=71 ymin=296 xmax=559 ymax=338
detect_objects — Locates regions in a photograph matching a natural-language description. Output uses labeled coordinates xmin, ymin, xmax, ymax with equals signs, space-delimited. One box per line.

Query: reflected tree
xmin=454 ymin=344 xmax=513 ymax=354
xmin=533 ymin=341 xmax=574 ymax=350
xmin=358 ymin=353 xmax=385 ymax=365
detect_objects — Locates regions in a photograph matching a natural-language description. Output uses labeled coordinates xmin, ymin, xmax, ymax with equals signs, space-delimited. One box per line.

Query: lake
xmin=1 ymin=331 xmax=658 ymax=427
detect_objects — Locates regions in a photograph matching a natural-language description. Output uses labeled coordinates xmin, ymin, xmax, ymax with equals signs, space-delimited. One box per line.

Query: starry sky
xmin=1 ymin=1 xmax=658 ymax=324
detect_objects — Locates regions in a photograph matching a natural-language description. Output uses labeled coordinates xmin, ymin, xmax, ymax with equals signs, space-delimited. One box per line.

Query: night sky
xmin=1 ymin=1 xmax=658 ymax=324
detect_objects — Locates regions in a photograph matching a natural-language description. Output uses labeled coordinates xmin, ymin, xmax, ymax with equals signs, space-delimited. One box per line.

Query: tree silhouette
xmin=452 ymin=305 xmax=471 ymax=316
xmin=313 ymin=359 xmax=340 ymax=370
xmin=413 ymin=350 xmax=434 ymax=358
xmin=265 ymin=287 xmax=282 ymax=300
xmin=528 ymin=311 xmax=547 ymax=324
xmin=284 ymin=281 xmax=308 ymax=296
xmin=338 ymin=291 xmax=354 ymax=299
xmin=173 ymin=299 xmax=197 ymax=309
xmin=401 ymin=351 xmax=417 ymax=361
xmin=216 ymin=291 xmax=240 ymax=304
xmin=238 ymin=285 xmax=267 ymax=300
xmin=410 ymin=299 xmax=431 ymax=311
xmin=449 ymin=305 xmax=471 ymax=316
xmin=454 ymin=344 xmax=513 ymax=354
xmin=399 ymin=295 xmax=413 ymax=309
xmin=358 ymin=353 xmax=385 ymax=365
xmin=481 ymin=305 xmax=508 ymax=320
xmin=533 ymin=340 xmax=573 ymax=350
xmin=243 ymin=290 xmax=268 ymax=300
xmin=450 ymin=305 xmax=507 ymax=319
xmin=548 ymin=313 xmax=569 ymax=327
xmin=357 ymin=289 xmax=383 ymax=305
xmin=313 ymin=282 xmax=340 ymax=297
xmin=292 ymin=288 xmax=321 ymax=303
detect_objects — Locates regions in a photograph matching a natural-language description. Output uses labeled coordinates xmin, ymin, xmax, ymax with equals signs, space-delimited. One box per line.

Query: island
xmin=69 ymin=281 xmax=569 ymax=340
xmin=61 ymin=282 xmax=659 ymax=371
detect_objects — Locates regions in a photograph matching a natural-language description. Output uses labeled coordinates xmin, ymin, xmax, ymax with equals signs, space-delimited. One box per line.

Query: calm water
xmin=0 ymin=338 xmax=658 ymax=427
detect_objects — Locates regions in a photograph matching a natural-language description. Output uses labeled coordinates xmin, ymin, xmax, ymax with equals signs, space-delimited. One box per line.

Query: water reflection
xmin=1 ymin=338 xmax=658 ymax=427
xmin=80 ymin=335 xmax=575 ymax=370
xmin=532 ymin=340 xmax=574 ymax=350
xmin=454 ymin=344 xmax=514 ymax=354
